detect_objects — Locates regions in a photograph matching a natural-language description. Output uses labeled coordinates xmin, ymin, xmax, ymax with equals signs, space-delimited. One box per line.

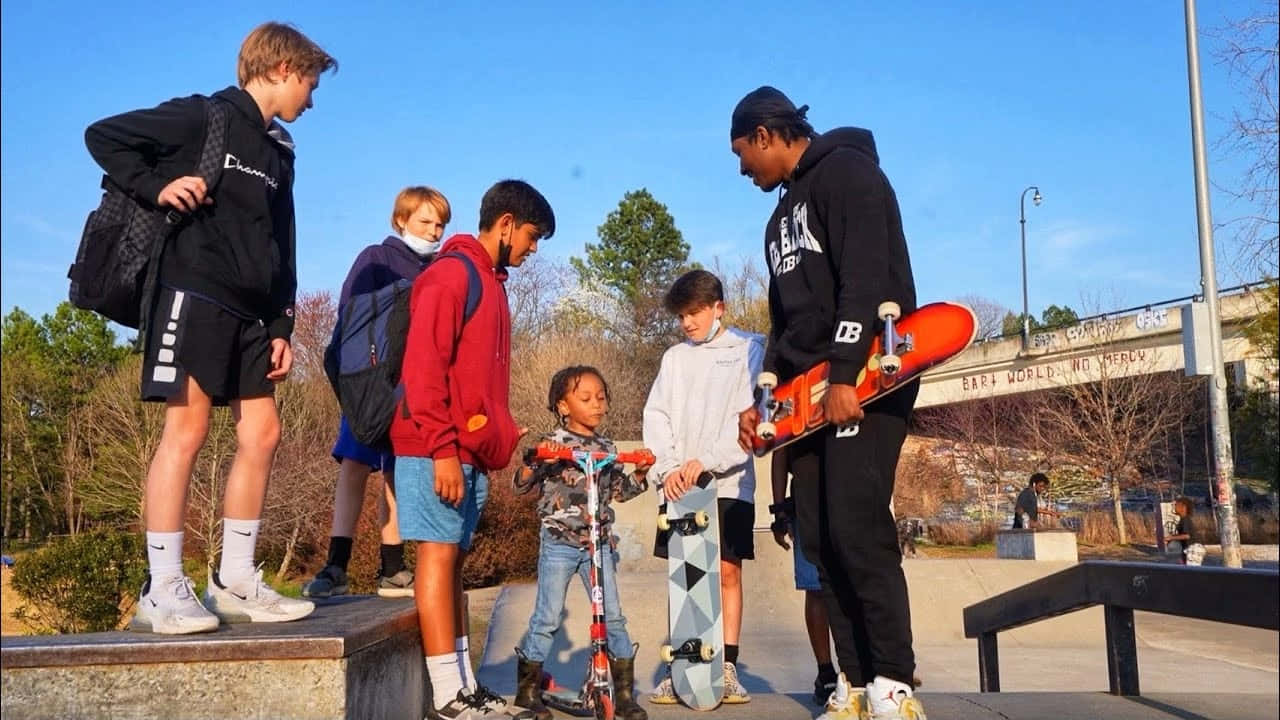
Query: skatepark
xmin=475 ymin=473 xmax=1280 ymax=719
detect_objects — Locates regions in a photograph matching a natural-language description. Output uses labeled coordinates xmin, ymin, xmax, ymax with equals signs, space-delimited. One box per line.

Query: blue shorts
xmin=332 ymin=417 xmax=394 ymax=473
xmin=793 ymin=521 xmax=821 ymax=592
xmin=394 ymin=456 xmax=488 ymax=550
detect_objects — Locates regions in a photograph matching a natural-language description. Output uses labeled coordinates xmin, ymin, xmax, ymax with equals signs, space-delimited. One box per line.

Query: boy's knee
xmin=238 ymin=416 xmax=281 ymax=454
xmin=162 ymin=417 xmax=211 ymax=457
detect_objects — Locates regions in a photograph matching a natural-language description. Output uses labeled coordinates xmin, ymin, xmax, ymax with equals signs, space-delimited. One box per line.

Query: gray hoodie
xmin=642 ymin=327 xmax=764 ymax=503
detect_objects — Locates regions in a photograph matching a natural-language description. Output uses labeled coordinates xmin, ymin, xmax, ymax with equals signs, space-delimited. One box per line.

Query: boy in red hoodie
xmin=390 ymin=179 xmax=554 ymax=720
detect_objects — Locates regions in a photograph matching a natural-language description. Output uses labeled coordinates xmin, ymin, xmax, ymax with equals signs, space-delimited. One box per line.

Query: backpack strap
xmin=434 ymin=252 xmax=483 ymax=323
xmin=195 ymin=97 xmax=231 ymax=197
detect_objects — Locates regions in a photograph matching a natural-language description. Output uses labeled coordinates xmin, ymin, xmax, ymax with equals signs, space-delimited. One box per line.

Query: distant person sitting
xmin=1165 ymin=496 xmax=1194 ymax=564
xmin=1012 ymin=473 xmax=1057 ymax=529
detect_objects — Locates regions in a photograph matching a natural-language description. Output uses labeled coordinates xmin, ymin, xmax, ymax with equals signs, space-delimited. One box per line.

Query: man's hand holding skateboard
xmin=737 ymin=384 xmax=865 ymax=454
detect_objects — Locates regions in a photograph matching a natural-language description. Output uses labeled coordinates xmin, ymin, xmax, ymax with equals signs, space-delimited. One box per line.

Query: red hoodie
xmin=389 ymin=234 xmax=520 ymax=471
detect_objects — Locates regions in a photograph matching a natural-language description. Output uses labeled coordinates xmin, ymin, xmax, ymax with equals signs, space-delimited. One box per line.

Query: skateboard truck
xmin=656 ymin=510 xmax=710 ymax=536
xmin=755 ymin=371 xmax=781 ymax=441
xmin=659 ymin=638 xmax=715 ymax=664
xmin=877 ymin=301 xmax=912 ymax=381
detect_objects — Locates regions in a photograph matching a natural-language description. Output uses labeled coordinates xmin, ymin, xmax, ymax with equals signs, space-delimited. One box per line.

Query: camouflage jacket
xmin=526 ymin=428 xmax=648 ymax=550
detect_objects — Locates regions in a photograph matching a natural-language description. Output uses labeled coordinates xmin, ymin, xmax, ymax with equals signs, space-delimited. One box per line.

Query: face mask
xmin=693 ymin=315 xmax=722 ymax=345
xmin=400 ymin=229 xmax=440 ymax=258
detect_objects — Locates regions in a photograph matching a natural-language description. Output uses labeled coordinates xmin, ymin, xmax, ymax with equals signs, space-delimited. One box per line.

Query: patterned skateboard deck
xmin=661 ymin=476 xmax=724 ymax=710
xmin=751 ymin=301 xmax=977 ymax=456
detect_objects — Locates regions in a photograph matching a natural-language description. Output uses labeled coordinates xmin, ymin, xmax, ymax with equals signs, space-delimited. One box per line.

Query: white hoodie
xmin=643 ymin=327 xmax=765 ymax=503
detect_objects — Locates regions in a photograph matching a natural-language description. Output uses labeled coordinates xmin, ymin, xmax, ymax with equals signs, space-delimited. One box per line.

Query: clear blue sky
xmin=0 ymin=1 xmax=1266 ymax=329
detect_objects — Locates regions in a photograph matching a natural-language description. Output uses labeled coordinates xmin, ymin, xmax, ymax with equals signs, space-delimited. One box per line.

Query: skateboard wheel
xmin=756 ymin=371 xmax=777 ymax=390
xmin=880 ymin=353 xmax=901 ymax=375
xmin=699 ymin=645 xmax=715 ymax=662
xmin=660 ymin=645 xmax=675 ymax=663
xmin=656 ymin=514 xmax=670 ymax=531
xmin=694 ymin=511 xmax=710 ymax=528
xmin=878 ymin=301 xmax=900 ymax=320
xmin=757 ymin=421 xmax=776 ymax=441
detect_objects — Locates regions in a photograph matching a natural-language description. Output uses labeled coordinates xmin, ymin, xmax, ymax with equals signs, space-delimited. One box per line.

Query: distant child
xmin=389 ymin=179 xmax=554 ymax=720
xmin=513 ymin=366 xmax=653 ymax=720
xmin=85 ymin=22 xmax=336 ymax=634
xmin=642 ymin=269 xmax=764 ymax=704
xmin=303 ymin=186 xmax=451 ymax=600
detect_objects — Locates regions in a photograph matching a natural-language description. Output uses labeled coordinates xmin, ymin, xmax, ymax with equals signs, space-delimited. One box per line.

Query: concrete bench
xmin=0 ymin=595 xmax=425 ymax=720
xmin=996 ymin=528 xmax=1079 ymax=562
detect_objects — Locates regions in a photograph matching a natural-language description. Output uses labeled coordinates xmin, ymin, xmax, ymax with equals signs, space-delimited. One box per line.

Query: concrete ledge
xmin=0 ymin=595 xmax=426 ymax=720
xmin=997 ymin=529 xmax=1079 ymax=561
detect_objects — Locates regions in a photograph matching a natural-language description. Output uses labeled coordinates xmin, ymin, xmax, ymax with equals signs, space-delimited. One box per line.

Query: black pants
xmin=788 ymin=381 xmax=918 ymax=686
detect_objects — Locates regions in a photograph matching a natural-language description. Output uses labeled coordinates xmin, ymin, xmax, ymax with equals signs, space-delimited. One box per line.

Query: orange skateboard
xmin=751 ymin=301 xmax=976 ymax=457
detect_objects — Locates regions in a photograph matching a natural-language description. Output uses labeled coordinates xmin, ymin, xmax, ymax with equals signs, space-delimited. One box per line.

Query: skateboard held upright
xmin=659 ymin=473 xmax=724 ymax=710
xmin=752 ymin=300 xmax=977 ymax=456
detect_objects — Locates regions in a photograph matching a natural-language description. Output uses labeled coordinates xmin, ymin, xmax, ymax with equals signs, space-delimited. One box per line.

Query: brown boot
xmin=610 ymin=654 xmax=648 ymax=720
xmin=514 ymin=654 xmax=552 ymax=720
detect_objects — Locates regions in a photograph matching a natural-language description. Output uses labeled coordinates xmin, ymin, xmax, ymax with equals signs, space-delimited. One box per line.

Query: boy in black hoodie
xmin=732 ymin=87 xmax=926 ymax=720
xmin=85 ymin=22 xmax=336 ymax=634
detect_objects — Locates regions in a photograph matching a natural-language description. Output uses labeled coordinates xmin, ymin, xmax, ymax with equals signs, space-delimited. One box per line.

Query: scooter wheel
xmin=757 ymin=421 xmax=776 ymax=441
xmin=877 ymin=301 xmax=900 ymax=321
xmin=660 ymin=645 xmax=675 ymax=663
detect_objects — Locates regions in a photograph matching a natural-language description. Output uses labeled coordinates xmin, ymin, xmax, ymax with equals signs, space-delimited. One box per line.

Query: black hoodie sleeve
xmin=762 ymin=278 xmax=784 ymax=374
xmin=84 ymin=96 xmax=205 ymax=208
xmin=812 ymin=155 xmax=892 ymax=385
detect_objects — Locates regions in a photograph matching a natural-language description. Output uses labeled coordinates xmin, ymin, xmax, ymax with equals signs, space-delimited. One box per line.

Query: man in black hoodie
xmin=85 ymin=22 xmax=336 ymax=635
xmin=732 ymin=87 xmax=926 ymax=720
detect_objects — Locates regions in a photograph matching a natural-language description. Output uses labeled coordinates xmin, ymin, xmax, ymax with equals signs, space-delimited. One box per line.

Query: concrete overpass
xmin=917 ymin=285 xmax=1274 ymax=408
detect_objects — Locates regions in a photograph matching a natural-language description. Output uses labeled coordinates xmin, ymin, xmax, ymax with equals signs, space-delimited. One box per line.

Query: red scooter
xmin=528 ymin=446 xmax=654 ymax=720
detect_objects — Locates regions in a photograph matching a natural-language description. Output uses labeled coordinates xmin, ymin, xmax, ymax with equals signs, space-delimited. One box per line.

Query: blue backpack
xmin=323 ymin=252 xmax=482 ymax=451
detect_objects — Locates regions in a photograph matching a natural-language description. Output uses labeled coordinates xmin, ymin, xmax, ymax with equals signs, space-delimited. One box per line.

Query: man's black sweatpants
xmin=789 ymin=380 xmax=918 ymax=686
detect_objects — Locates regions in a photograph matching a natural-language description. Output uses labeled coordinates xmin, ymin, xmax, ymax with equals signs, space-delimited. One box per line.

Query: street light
xmin=1019 ymin=185 xmax=1043 ymax=352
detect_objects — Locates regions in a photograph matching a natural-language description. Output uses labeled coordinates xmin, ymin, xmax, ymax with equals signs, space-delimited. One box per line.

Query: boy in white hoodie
xmin=643 ymin=269 xmax=764 ymax=705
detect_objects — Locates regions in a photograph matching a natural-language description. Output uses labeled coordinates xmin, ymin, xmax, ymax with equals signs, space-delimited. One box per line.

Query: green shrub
xmin=10 ymin=530 xmax=147 ymax=633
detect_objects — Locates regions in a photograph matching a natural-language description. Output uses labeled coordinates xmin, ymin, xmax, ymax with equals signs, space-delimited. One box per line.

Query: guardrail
xmin=962 ymin=561 xmax=1279 ymax=695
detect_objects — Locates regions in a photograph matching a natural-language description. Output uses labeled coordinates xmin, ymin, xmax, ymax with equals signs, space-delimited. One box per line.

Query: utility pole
xmin=1184 ymin=0 xmax=1242 ymax=567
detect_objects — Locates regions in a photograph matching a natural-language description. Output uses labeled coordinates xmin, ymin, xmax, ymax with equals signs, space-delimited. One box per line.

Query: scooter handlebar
xmin=529 ymin=446 xmax=655 ymax=466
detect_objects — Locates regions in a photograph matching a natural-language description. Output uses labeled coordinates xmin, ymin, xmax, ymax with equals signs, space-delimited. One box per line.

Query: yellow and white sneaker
xmin=818 ymin=672 xmax=870 ymax=720
xmin=868 ymin=674 xmax=927 ymax=720
xmin=648 ymin=675 xmax=678 ymax=705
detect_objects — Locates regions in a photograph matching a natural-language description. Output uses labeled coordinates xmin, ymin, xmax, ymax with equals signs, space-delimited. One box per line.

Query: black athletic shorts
xmin=654 ymin=497 xmax=755 ymax=562
xmin=141 ymin=287 xmax=275 ymax=406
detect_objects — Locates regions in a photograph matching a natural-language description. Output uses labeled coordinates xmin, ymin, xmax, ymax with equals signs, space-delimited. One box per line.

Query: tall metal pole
xmin=1184 ymin=0 xmax=1241 ymax=568
xmin=1020 ymin=186 xmax=1040 ymax=353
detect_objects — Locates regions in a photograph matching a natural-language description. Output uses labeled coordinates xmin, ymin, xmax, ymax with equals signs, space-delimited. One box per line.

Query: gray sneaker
xmin=302 ymin=565 xmax=349 ymax=598
xmin=377 ymin=569 xmax=414 ymax=597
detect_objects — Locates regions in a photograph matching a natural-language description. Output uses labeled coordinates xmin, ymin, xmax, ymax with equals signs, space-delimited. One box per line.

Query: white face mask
xmin=693 ymin=315 xmax=722 ymax=345
xmin=400 ymin=229 xmax=440 ymax=257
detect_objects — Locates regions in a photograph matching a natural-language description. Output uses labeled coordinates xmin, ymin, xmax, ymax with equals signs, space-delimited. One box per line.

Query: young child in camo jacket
xmin=512 ymin=366 xmax=653 ymax=720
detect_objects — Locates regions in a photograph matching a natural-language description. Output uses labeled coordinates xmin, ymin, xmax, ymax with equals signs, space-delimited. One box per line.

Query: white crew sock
xmin=145 ymin=531 xmax=184 ymax=585
xmin=456 ymin=635 xmax=474 ymax=690
xmin=427 ymin=652 xmax=464 ymax=710
xmin=868 ymin=674 xmax=914 ymax=715
xmin=218 ymin=518 xmax=260 ymax=586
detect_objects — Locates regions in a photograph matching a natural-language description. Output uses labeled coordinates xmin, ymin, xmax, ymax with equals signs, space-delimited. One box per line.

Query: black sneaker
xmin=301 ymin=565 xmax=349 ymax=598
xmin=813 ymin=673 xmax=838 ymax=706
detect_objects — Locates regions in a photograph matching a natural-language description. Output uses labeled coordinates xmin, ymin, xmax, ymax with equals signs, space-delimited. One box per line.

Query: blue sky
xmin=1 ymin=1 xmax=1268 ymax=330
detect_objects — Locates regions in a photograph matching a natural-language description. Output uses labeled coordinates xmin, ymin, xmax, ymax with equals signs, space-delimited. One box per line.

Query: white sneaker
xmin=723 ymin=661 xmax=751 ymax=703
xmin=818 ymin=672 xmax=870 ymax=720
xmin=203 ymin=567 xmax=315 ymax=623
xmin=129 ymin=575 xmax=220 ymax=634
xmin=648 ymin=675 xmax=678 ymax=705
xmin=867 ymin=675 xmax=927 ymax=720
